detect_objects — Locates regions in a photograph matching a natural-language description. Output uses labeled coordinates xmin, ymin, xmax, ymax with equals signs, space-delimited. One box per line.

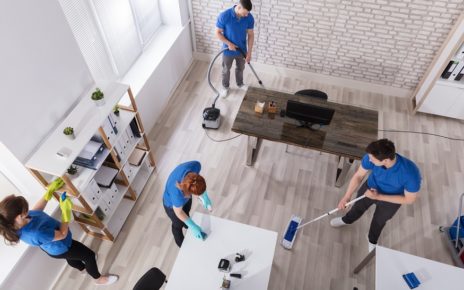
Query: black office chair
xmin=133 ymin=267 xmax=167 ymax=290
xmin=295 ymin=89 xmax=328 ymax=100
xmin=285 ymin=89 xmax=329 ymax=154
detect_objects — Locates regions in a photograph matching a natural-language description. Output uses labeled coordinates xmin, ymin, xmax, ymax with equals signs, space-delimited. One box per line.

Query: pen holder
xmin=255 ymin=101 xmax=265 ymax=114
xmin=268 ymin=101 xmax=277 ymax=114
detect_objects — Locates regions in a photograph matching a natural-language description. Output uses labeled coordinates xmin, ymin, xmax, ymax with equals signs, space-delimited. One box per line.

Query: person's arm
xmin=53 ymin=222 xmax=69 ymax=241
xmin=246 ymin=29 xmax=254 ymax=63
xmin=337 ymin=166 xmax=369 ymax=209
xmin=365 ymin=190 xmax=417 ymax=205
xmin=173 ymin=206 xmax=189 ymax=222
xmin=32 ymin=198 xmax=48 ymax=212
xmin=215 ymin=28 xmax=236 ymax=51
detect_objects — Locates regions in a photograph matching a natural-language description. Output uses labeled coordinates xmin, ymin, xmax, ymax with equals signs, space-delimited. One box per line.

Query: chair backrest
xmin=295 ymin=89 xmax=328 ymax=100
xmin=133 ymin=267 xmax=167 ymax=290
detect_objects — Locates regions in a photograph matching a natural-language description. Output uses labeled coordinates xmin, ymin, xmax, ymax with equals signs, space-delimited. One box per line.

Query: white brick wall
xmin=191 ymin=0 xmax=463 ymax=90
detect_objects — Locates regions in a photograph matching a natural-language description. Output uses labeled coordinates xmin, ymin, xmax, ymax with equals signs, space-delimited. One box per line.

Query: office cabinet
xmin=411 ymin=13 xmax=464 ymax=120
xmin=26 ymin=82 xmax=156 ymax=241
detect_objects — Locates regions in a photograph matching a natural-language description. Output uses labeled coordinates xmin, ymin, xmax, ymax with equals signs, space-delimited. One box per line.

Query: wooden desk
xmin=231 ymin=87 xmax=378 ymax=186
xmin=166 ymin=212 xmax=277 ymax=290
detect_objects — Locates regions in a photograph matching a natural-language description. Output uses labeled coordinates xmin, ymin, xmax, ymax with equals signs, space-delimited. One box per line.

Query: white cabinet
xmin=412 ymin=13 xmax=464 ymax=120
xmin=26 ymin=82 xmax=156 ymax=241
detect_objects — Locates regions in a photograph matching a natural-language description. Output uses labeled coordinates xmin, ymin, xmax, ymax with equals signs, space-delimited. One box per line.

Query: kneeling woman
xmin=163 ymin=161 xmax=212 ymax=247
xmin=0 ymin=180 xmax=118 ymax=286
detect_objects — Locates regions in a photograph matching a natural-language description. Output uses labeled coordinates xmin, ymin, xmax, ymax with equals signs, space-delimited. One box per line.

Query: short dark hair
xmin=240 ymin=0 xmax=252 ymax=11
xmin=366 ymin=139 xmax=396 ymax=161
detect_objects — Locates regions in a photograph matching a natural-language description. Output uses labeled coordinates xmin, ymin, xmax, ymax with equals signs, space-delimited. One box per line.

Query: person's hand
xmin=337 ymin=196 xmax=351 ymax=210
xmin=365 ymin=188 xmax=379 ymax=200
xmin=227 ymin=42 xmax=237 ymax=51
xmin=59 ymin=193 xmax=73 ymax=223
xmin=43 ymin=178 xmax=65 ymax=201
xmin=246 ymin=51 xmax=252 ymax=63
xmin=199 ymin=191 xmax=213 ymax=212
xmin=185 ymin=218 xmax=204 ymax=240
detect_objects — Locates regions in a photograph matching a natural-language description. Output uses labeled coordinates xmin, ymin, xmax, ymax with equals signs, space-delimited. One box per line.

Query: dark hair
xmin=240 ymin=0 xmax=252 ymax=11
xmin=177 ymin=172 xmax=206 ymax=196
xmin=0 ymin=195 xmax=28 ymax=245
xmin=366 ymin=139 xmax=396 ymax=161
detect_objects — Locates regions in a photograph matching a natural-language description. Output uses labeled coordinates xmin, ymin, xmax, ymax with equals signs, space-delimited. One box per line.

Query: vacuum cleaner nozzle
xmin=202 ymin=107 xmax=221 ymax=129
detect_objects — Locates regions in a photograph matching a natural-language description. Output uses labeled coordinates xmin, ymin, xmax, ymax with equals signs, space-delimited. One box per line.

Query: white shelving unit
xmin=26 ymin=82 xmax=156 ymax=241
xmin=411 ymin=13 xmax=464 ymax=119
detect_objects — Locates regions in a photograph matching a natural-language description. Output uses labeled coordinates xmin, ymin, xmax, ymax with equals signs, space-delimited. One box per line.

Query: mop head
xmin=281 ymin=215 xmax=301 ymax=250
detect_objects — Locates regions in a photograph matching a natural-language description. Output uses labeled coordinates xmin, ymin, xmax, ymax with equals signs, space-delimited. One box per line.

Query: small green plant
xmin=67 ymin=165 xmax=78 ymax=175
xmin=91 ymin=88 xmax=104 ymax=101
xmin=63 ymin=127 xmax=74 ymax=135
xmin=113 ymin=104 xmax=120 ymax=116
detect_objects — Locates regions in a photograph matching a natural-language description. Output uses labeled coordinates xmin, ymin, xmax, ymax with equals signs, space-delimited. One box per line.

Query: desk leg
xmin=246 ymin=136 xmax=262 ymax=166
xmin=335 ymin=157 xmax=354 ymax=187
xmin=353 ymin=248 xmax=376 ymax=274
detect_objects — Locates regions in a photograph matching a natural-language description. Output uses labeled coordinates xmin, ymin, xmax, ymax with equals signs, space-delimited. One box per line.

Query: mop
xmin=281 ymin=194 xmax=366 ymax=249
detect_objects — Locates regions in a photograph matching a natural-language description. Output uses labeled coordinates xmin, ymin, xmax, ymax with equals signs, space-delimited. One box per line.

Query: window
xmin=59 ymin=0 xmax=162 ymax=79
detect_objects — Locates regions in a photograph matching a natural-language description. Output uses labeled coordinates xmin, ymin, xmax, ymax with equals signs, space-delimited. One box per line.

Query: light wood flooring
xmin=53 ymin=60 xmax=464 ymax=290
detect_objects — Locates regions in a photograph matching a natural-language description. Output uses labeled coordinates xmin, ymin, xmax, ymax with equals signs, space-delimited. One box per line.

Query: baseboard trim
xmin=193 ymin=52 xmax=413 ymax=98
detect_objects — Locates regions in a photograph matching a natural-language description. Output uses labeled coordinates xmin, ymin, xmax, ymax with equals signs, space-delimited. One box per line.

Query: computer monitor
xmin=285 ymin=100 xmax=335 ymax=127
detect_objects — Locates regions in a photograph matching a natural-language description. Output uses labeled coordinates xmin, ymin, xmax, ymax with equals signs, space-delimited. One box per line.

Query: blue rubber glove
xmin=198 ymin=191 xmax=212 ymax=211
xmin=185 ymin=218 xmax=203 ymax=240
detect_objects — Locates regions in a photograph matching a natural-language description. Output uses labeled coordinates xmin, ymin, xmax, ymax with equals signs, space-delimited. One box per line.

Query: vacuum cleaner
xmin=281 ymin=194 xmax=367 ymax=249
xmin=202 ymin=47 xmax=264 ymax=129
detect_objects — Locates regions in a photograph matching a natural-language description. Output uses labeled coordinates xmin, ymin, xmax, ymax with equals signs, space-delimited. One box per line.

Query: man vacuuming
xmin=330 ymin=139 xmax=421 ymax=252
xmin=215 ymin=0 xmax=254 ymax=98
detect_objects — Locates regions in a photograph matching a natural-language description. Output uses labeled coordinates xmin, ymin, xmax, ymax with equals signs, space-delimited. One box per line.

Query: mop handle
xmin=296 ymin=195 xmax=366 ymax=230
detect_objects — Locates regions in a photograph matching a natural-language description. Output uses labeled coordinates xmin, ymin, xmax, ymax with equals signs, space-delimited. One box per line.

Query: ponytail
xmin=177 ymin=173 xmax=206 ymax=196
xmin=0 ymin=195 xmax=29 ymax=245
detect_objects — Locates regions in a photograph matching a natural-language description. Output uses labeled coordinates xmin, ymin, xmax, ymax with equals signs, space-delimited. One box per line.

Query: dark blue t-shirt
xmin=18 ymin=210 xmax=72 ymax=255
xmin=216 ymin=6 xmax=254 ymax=57
xmin=361 ymin=153 xmax=421 ymax=195
xmin=163 ymin=161 xmax=202 ymax=208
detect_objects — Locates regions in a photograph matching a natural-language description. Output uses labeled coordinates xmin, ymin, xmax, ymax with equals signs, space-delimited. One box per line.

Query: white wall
xmin=0 ymin=0 xmax=93 ymax=163
xmin=0 ymin=0 xmax=93 ymax=289
xmin=135 ymin=27 xmax=193 ymax=132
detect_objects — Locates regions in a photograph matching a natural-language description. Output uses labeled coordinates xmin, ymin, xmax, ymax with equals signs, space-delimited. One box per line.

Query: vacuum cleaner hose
xmin=207 ymin=48 xmax=228 ymax=108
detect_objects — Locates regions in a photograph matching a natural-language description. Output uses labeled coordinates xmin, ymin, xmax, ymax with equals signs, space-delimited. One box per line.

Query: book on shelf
xmin=128 ymin=148 xmax=146 ymax=166
xmin=94 ymin=165 xmax=119 ymax=188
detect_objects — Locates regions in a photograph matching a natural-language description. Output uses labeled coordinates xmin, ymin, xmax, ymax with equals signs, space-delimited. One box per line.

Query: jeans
xmin=48 ymin=239 xmax=101 ymax=279
xmin=222 ymin=54 xmax=246 ymax=88
xmin=163 ymin=198 xmax=192 ymax=247
xmin=342 ymin=181 xmax=401 ymax=244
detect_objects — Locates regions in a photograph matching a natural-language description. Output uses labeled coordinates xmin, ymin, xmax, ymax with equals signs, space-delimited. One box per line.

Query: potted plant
xmin=113 ymin=104 xmax=120 ymax=116
xmin=63 ymin=127 xmax=75 ymax=140
xmin=67 ymin=165 xmax=78 ymax=175
xmin=91 ymin=88 xmax=105 ymax=106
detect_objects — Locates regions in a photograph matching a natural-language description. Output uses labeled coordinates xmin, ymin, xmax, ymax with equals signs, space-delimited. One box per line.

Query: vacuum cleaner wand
xmin=237 ymin=47 xmax=264 ymax=87
xmin=296 ymin=195 xmax=366 ymax=230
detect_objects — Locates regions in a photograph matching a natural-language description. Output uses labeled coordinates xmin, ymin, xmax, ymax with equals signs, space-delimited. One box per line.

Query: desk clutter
xmin=218 ymin=253 xmax=246 ymax=289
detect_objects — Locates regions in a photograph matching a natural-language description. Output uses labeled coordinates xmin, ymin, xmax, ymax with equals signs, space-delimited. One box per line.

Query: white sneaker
xmin=330 ymin=217 xmax=347 ymax=227
xmin=220 ymin=87 xmax=229 ymax=98
xmin=237 ymin=83 xmax=248 ymax=90
xmin=366 ymin=234 xmax=376 ymax=252
xmin=95 ymin=274 xmax=119 ymax=286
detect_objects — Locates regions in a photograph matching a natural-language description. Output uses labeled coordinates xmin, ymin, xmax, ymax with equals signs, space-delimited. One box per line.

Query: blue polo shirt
xmin=18 ymin=210 xmax=72 ymax=255
xmin=361 ymin=153 xmax=421 ymax=195
xmin=163 ymin=161 xmax=202 ymax=208
xmin=216 ymin=6 xmax=254 ymax=57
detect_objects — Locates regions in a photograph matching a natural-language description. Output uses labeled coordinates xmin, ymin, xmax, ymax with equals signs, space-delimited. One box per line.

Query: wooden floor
xmin=53 ymin=60 xmax=464 ymax=290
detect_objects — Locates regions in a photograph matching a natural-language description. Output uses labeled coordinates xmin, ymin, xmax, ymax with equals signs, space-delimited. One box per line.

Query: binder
xmin=77 ymin=140 xmax=104 ymax=161
xmin=442 ymin=61 xmax=459 ymax=79
xmin=130 ymin=118 xmax=141 ymax=138
xmin=455 ymin=66 xmax=464 ymax=81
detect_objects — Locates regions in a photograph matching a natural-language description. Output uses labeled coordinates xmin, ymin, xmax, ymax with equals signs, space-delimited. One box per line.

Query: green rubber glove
xmin=59 ymin=192 xmax=73 ymax=223
xmin=43 ymin=178 xmax=65 ymax=201
xmin=185 ymin=218 xmax=203 ymax=240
